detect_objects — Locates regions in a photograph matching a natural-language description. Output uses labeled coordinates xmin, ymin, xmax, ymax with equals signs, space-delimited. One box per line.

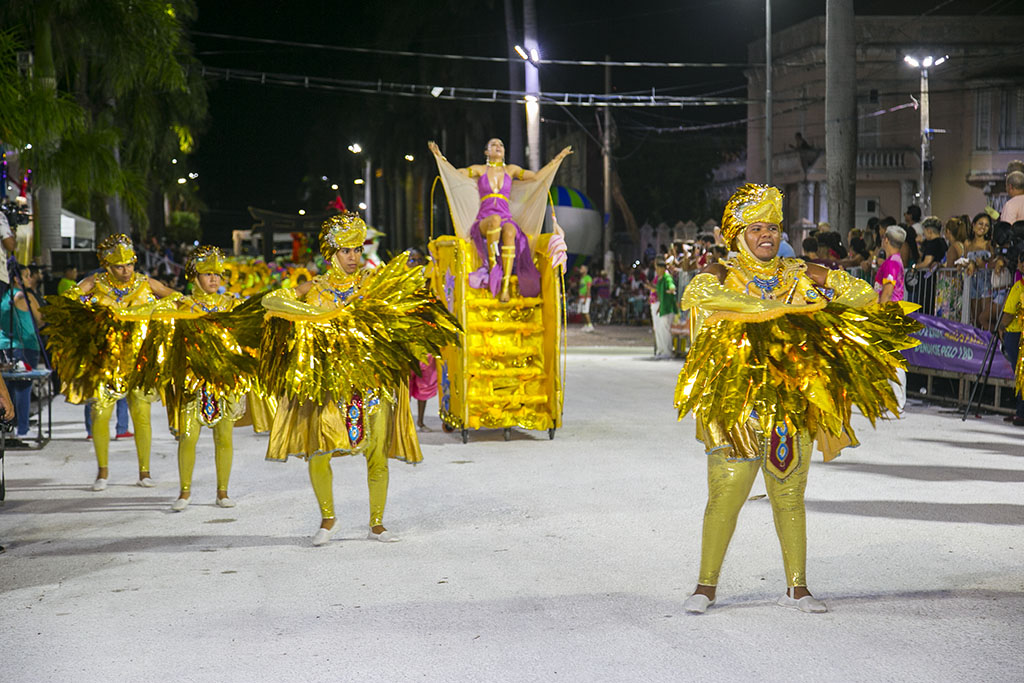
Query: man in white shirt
xmin=1000 ymin=171 xmax=1024 ymax=225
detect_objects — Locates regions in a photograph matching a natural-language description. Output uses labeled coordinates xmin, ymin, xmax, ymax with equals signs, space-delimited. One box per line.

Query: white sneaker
xmin=215 ymin=497 xmax=236 ymax=508
xmin=367 ymin=529 xmax=400 ymax=543
xmin=137 ymin=477 xmax=157 ymax=488
xmin=171 ymin=497 xmax=190 ymax=512
xmin=777 ymin=593 xmax=828 ymax=613
xmin=683 ymin=593 xmax=716 ymax=614
xmin=311 ymin=525 xmax=336 ymax=547
xmin=92 ymin=478 xmax=108 ymax=492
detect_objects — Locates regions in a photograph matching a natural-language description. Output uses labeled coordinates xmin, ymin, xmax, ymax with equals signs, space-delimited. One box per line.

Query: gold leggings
xmin=91 ymin=391 xmax=152 ymax=473
xmin=177 ymin=406 xmax=234 ymax=494
xmin=308 ymin=446 xmax=389 ymax=527
xmin=698 ymin=445 xmax=810 ymax=587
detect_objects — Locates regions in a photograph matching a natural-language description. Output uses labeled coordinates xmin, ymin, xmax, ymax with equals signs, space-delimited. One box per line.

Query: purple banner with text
xmin=904 ymin=313 xmax=1014 ymax=380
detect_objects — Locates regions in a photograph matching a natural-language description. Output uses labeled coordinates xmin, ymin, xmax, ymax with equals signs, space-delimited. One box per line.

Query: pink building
xmin=745 ymin=15 xmax=1024 ymax=234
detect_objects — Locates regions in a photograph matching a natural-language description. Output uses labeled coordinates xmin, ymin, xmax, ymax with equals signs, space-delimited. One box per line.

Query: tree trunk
xmin=33 ymin=17 xmax=60 ymax=265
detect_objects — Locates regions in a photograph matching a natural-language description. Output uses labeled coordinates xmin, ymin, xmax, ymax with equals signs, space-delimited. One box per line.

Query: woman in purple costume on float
xmin=429 ymin=138 xmax=571 ymax=301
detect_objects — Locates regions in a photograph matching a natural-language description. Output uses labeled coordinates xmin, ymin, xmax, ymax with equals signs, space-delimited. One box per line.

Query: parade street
xmin=1 ymin=344 xmax=1021 ymax=683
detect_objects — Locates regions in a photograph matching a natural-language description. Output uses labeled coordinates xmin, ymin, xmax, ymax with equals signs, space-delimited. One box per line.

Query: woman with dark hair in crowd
xmin=964 ymin=212 xmax=995 ymax=329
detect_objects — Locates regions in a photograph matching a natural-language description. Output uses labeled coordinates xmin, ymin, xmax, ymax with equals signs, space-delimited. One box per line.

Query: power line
xmin=191 ymin=31 xmax=756 ymax=68
xmin=194 ymin=64 xmax=749 ymax=107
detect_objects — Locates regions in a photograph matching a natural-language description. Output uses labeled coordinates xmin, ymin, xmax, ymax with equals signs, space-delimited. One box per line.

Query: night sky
xmin=189 ymin=0 xmax=1013 ymax=243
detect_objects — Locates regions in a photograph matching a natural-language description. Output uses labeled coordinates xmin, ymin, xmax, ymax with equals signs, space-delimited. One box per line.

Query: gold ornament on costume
xmin=96 ymin=233 xmax=136 ymax=266
xmin=319 ymin=211 xmax=367 ymax=260
xmin=721 ymin=183 xmax=784 ymax=247
xmin=185 ymin=245 xmax=228 ymax=280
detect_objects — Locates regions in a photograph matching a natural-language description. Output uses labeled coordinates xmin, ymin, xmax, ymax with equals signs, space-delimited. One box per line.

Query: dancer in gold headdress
xmin=675 ymin=184 xmax=920 ymax=614
xmin=47 ymin=234 xmax=176 ymax=491
xmin=131 ymin=246 xmax=268 ymax=511
xmin=260 ymin=212 xmax=459 ymax=546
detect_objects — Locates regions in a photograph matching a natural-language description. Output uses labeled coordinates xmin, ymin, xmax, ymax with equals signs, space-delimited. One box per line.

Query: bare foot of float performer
xmin=259 ymin=213 xmax=459 ymax=546
xmin=675 ymin=184 xmax=921 ymax=614
xmin=130 ymin=246 xmax=274 ymax=512
xmin=46 ymin=234 xmax=177 ymax=491
xmin=428 ymin=139 xmax=570 ymax=302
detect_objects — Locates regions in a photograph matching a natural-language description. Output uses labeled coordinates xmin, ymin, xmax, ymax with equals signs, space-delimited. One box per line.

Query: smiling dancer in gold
xmin=675 ymin=184 xmax=920 ymax=614
xmin=47 ymin=234 xmax=176 ymax=491
xmin=260 ymin=213 xmax=459 ymax=546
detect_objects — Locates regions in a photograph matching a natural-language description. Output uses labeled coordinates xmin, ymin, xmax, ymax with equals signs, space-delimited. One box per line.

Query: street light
xmin=404 ymin=154 xmax=415 ymax=162
xmin=348 ymin=143 xmax=372 ymax=224
xmin=515 ymin=43 xmax=542 ymax=171
xmin=903 ymin=53 xmax=950 ymax=215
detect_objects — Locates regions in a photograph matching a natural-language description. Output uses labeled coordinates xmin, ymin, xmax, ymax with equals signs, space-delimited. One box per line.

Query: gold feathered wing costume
xmin=44 ymin=295 xmax=159 ymax=404
xmin=675 ymin=269 xmax=922 ymax=459
xmin=260 ymin=256 xmax=460 ymax=462
xmin=128 ymin=294 xmax=273 ymax=435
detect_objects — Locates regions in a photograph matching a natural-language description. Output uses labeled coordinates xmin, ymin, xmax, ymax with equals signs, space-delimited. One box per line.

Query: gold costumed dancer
xmin=46 ymin=234 xmax=176 ymax=491
xmin=260 ymin=213 xmax=459 ymax=546
xmin=675 ymin=184 xmax=921 ymax=614
xmin=130 ymin=246 xmax=271 ymax=511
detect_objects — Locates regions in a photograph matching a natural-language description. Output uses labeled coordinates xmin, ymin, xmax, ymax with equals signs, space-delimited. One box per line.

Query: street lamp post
xmin=904 ymin=54 xmax=948 ymax=216
xmin=765 ymin=0 xmax=772 ymax=186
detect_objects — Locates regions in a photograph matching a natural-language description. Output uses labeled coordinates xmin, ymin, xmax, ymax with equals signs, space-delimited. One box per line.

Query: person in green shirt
xmin=578 ymin=263 xmax=594 ymax=332
xmin=647 ymin=258 xmax=676 ymax=358
xmin=57 ymin=265 xmax=78 ymax=295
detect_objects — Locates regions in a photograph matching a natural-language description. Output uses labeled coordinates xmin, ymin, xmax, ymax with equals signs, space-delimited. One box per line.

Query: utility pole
xmin=765 ymin=0 xmax=773 ymax=186
xmin=603 ymin=57 xmax=613 ymax=259
xmin=504 ymin=0 xmax=524 ymax=164
xmin=825 ymin=0 xmax=857 ymax=238
xmin=919 ymin=66 xmax=931 ymax=215
xmin=523 ymin=0 xmax=541 ymax=171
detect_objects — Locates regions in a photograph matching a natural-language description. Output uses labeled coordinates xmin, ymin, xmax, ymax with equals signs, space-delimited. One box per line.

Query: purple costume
xmin=468 ymin=172 xmax=541 ymax=298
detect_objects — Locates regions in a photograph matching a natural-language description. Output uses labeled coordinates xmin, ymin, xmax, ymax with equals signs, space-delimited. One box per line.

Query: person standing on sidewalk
xmin=647 ymin=258 xmax=675 ymax=357
xmin=578 ymin=264 xmax=594 ymax=332
xmin=875 ymin=225 xmax=908 ymax=413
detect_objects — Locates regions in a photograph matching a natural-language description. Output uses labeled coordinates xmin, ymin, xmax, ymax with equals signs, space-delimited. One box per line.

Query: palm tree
xmin=0 ymin=0 xmax=207 ymax=259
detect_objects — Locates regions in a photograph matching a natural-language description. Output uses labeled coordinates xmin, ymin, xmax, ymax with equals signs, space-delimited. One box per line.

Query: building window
xmin=999 ymin=86 xmax=1024 ymax=150
xmin=858 ymin=100 xmax=880 ymax=149
xmin=976 ymin=89 xmax=991 ymax=151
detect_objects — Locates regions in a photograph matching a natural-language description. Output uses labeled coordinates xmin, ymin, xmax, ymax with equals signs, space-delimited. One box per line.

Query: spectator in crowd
xmin=964 ymin=212 xmax=995 ymax=329
xmin=802 ymin=236 xmax=841 ymax=270
xmin=990 ymin=221 xmax=1015 ymax=309
xmin=995 ymin=251 xmax=1024 ymax=426
xmin=1 ymin=265 xmax=44 ymax=442
xmin=578 ymin=263 xmax=594 ymax=333
xmin=818 ymin=231 xmax=847 ymax=260
xmin=57 ymin=265 xmax=79 ymax=295
xmin=944 ymin=216 xmax=967 ymax=266
xmin=646 ymin=257 xmax=676 ymax=359
xmin=865 ymin=217 xmax=881 ymax=253
xmin=0 ymin=211 xmax=17 ymax=299
xmin=875 ymin=225 xmax=907 ymax=412
xmin=841 ymin=229 xmax=870 ymax=270
xmin=801 ymin=236 xmax=818 ymax=261
xmin=916 ymin=217 xmax=947 ymax=315
xmin=901 ymin=223 xmax=920 ymax=268
xmin=777 ymin=230 xmax=796 ymax=258
xmin=904 ymin=205 xmax=923 ymax=233
xmin=1000 ymin=171 xmax=1024 ymax=225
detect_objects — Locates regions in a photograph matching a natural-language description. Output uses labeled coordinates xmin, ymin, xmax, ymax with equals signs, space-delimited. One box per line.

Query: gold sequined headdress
xmin=185 ymin=245 xmax=227 ymax=280
xmin=721 ymin=183 xmax=784 ymax=247
xmin=96 ymin=234 xmax=136 ymax=266
xmin=319 ymin=212 xmax=367 ymax=260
